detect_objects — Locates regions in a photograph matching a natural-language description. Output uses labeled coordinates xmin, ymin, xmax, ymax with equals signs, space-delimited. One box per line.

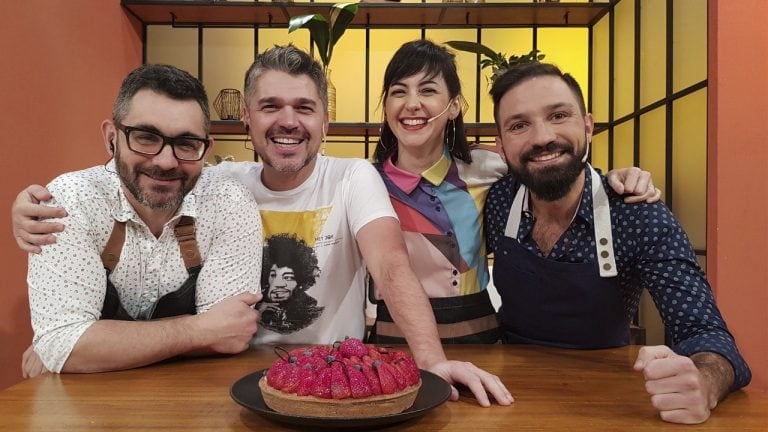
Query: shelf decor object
xmin=288 ymin=2 xmax=359 ymax=121
xmin=213 ymin=88 xmax=244 ymax=121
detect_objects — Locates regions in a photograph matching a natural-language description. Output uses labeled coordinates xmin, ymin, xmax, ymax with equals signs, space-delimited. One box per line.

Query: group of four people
xmin=12 ymin=40 xmax=749 ymax=424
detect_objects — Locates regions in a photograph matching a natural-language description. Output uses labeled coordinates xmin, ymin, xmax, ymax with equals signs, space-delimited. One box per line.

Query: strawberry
xmin=266 ymin=359 xmax=291 ymax=389
xmin=296 ymin=366 xmax=318 ymax=396
xmin=393 ymin=358 xmax=420 ymax=386
xmin=330 ymin=362 xmax=352 ymax=399
xmin=346 ymin=365 xmax=373 ymax=398
xmin=312 ymin=367 xmax=333 ymax=399
xmin=281 ymin=363 xmax=302 ymax=392
xmin=374 ymin=360 xmax=398 ymax=395
xmin=361 ymin=363 xmax=382 ymax=395
xmin=298 ymin=354 xmax=327 ymax=371
xmin=339 ymin=337 xmax=368 ymax=358
xmin=362 ymin=355 xmax=375 ymax=367
xmin=367 ymin=346 xmax=381 ymax=360
xmin=381 ymin=361 xmax=406 ymax=390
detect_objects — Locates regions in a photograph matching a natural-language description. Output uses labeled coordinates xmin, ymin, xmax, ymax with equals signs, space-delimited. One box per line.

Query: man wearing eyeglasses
xmin=20 ymin=64 xmax=263 ymax=377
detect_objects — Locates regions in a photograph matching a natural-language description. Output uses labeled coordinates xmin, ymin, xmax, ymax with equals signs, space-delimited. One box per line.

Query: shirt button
xmin=452 ymin=280 xmax=458 ymax=286
xmin=452 ymin=270 xmax=458 ymax=276
xmin=446 ymin=231 xmax=453 ymax=237
xmin=430 ymin=196 xmax=436 ymax=202
xmin=436 ymin=206 xmax=441 ymax=212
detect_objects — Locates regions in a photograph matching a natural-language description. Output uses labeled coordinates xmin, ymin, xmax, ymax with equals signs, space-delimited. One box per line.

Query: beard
xmin=509 ymin=139 xmax=587 ymax=202
xmin=115 ymin=148 xmax=195 ymax=210
xmin=259 ymin=126 xmax=317 ymax=173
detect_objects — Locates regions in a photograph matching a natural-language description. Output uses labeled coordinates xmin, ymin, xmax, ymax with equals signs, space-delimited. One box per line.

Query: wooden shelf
xmin=211 ymin=120 xmax=498 ymax=136
xmin=122 ymin=1 xmax=611 ymax=28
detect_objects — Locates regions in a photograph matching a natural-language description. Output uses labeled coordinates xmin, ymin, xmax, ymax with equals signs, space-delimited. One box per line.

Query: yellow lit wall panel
xmin=325 ymin=138 xmax=366 ymax=159
xmin=426 ymin=29 xmax=478 ymax=122
xmin=146 ymin=26 xmax=198 ymax=77
xmin=258 ymin=28 xmax=310 ymax=55
xmin=639 ymin=0 xmax=666 ymax=107
xmin=591 ymin=16 xmax=609 ymax=122
xmin=673 ymin=0 xmax=707 ymax=93
xmin=328 ymin=29 xmax=366 ymax=122
xmin=672 ymin=89 xmax=707 ymax=250
xmin=368 ymin=30 xmax=421 ymax=123
xmin=474 ymin=29 xmax=532 ymax=124
xmin=613 ymin=121 xmax=634 ymax=169
xmin=538 ymin=28 xmax=589 ymax=108
xmin=613 ymin=0 xmax=635 ymax=119
xmin=203 ymin=28 xmax=254 ymax=120
xmin=639 ymin=107 xmax=667 ymax=197
xmin=591 ymin=132 xmax=609 ymax=172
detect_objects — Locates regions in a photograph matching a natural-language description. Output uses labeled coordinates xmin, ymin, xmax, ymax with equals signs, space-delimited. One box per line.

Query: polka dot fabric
xmin=484 ymin=171 xmax=751 ymax=390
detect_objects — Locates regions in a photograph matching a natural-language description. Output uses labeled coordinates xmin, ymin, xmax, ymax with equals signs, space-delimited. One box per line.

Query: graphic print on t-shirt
xmin=258 ymin=209 xmax=330 ymax=334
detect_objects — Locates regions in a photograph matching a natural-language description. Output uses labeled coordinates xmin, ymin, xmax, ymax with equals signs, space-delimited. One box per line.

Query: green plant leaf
xmin=288 ymin=14 xmax=331 ymax=66
xmin=445 ymin=40 xmax=498 ymax=60
xmin=328 ymin=3 xmax=359 ymax=66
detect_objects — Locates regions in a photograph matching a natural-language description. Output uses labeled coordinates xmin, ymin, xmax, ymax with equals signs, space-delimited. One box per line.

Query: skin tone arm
xmin=24 ymin=292 xmax=261 ymax=376
xmin=356 ymin=217 xmax=513 ymax=407
xmin=634 ymin=345 xmax=735 ymax=424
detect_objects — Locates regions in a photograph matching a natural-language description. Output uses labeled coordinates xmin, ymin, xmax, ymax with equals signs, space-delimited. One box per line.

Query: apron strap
xmin=501 ymin=165 xmax=617 ymax=278
xmin=101 ymin=221 xmax=126 ymax=272
xmin=590 ymin=166 xmax=617 ymax=277
xmin=174 ymin=216 xmax=202 ymax=269
xmin=100 ymin=216 xmax=202 ymax=271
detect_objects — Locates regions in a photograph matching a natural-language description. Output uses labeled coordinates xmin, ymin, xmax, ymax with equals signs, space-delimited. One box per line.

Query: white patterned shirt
xmin=28 ymin=162 xmax=263 ymax=372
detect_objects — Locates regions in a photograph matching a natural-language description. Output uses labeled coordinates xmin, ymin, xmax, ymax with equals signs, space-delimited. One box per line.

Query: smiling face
xmin=107 ymin=89 xmax=209 ymax=212
xmin=495 ymin=75 xmax=594 ymax=201
xmin=243 ymin=70 xmax=329 ymax=191
xmin=384 ymin=70 xmax=459 ymax=156
xmin=267 ymin=265 xmax=299 ymax=302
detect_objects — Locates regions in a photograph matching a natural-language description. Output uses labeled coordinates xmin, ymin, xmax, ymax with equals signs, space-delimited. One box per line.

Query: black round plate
xmin=230 ymin=368 xmax=451 ymax=429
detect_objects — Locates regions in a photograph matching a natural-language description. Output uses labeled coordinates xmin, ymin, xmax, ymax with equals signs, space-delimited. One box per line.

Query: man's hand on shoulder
xmin=634 ymin=345 xmax=735 ymax=424
xmin=195 ymin=292 xmax=262 ymax=354
xmin=426 ymin=360 xmax=513 ymax=407
xmin=12 ymin=184 xmax=67 ymax=254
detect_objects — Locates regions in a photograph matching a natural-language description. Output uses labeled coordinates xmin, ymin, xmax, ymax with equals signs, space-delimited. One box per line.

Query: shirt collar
xmin=383 ymin=151 xmax=452 ymax=194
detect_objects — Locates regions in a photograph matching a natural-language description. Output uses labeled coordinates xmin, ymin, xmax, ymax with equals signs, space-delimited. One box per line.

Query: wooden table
xmin=0 ymin=345 xmax=765 ymax=431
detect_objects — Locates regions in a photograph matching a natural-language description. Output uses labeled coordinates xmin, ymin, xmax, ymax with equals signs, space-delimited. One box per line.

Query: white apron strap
xmin=590 ymin=165 xmax=618 ymax=277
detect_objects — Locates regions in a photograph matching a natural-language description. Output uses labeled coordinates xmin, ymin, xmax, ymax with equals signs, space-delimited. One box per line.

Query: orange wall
xmin=707 ymin=0 xmax=768 ymax=392
xmin=0 ymin=2 xmax=141 ymax=390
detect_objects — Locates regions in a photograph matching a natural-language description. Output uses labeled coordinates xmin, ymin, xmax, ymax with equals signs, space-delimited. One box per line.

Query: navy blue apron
xmin=495 ymin=166 xmax=629 ymax=349
xmin=100 ymin=216 xmax=200 ymax=320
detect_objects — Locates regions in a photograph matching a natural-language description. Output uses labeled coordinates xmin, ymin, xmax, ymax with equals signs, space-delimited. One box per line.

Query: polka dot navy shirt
xmin=485 ymin=170 xmax=751 ymax=391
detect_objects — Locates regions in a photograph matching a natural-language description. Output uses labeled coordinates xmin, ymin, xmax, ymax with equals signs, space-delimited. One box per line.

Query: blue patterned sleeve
xmin=635 ymin=202 xmax=752 ymax=390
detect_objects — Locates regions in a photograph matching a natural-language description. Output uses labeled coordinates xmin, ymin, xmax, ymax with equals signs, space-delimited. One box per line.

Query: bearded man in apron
xmin=484 ymin=62 xmax=750 ymax=424
xmin=21 ymin=64 xmax=263 ymax=378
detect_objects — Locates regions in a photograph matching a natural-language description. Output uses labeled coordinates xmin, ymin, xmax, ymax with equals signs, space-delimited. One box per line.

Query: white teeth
xmin=272 ymin=137 xmax=301 ymax=145
xmin=402 ymin=119 xmax=426 ymax=126
xmin=532 ymin=152 xmax=563 ymax=162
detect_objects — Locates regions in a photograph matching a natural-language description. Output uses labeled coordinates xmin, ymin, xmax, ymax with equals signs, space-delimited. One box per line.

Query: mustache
xmin=140 ymin=166 xmax=187 ymax=181
xmin=267 ymin=126 xmax=311 ymax=141
xmin=521 ymin=141 xmax=574 ymax=162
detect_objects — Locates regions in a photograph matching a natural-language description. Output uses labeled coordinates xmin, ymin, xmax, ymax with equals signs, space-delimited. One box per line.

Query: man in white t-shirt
xmin=216 ymin=45 xmax=513 ymax=406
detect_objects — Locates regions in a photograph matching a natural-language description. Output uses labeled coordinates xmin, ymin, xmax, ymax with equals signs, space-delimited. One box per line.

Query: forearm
xmin=62 ymin=315 xmax=210 ymax=373
xmin=377 ymin=260 xmax=446 ymax=368
xmin=691 ymin=352 xmax=736 ymax=406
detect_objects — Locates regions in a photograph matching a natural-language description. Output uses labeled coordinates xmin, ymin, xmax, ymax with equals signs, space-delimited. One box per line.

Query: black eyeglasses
xmin=116 ymin=123 xmax=210 ymax=161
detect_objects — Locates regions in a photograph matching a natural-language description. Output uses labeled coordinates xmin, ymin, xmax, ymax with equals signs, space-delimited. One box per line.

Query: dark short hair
xmin=261 ymin=234 xmax=319 ymax=292
xmin=113 ymin=64 xmax=210 ymax=133
xmin=373 ymin=39 xmax=471 ymax=164
xmin=243 ymin=44 xmax=328 ymax=110
xmin=490 ymin=62 xmax=586 ymax=131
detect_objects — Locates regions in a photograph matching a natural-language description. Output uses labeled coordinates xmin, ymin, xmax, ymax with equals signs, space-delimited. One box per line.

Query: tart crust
xmin=259 ymin=376 xmax=421 ymax=418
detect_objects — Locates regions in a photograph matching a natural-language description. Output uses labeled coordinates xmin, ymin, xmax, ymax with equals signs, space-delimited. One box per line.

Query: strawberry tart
xmin=259 ymin=337 xmax=422 ymax=418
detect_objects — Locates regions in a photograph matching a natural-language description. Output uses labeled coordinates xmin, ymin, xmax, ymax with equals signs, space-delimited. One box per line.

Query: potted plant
xmin=445 ymin=40 xmax=545 ymax=84
xmin=289 ymin=2 xmax=359 ymax=120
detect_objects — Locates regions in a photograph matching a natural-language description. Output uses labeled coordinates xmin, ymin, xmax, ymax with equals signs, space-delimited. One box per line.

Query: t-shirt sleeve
xmin=344 ymin=160 xmax=398 ymax=236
